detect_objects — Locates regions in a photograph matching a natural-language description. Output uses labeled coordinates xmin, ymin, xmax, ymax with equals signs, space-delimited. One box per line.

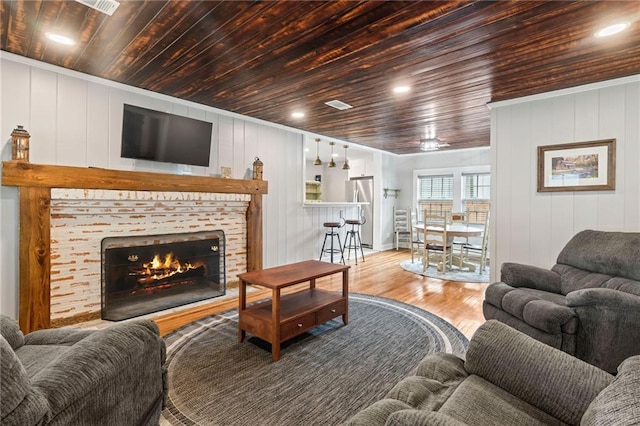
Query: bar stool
xmin=319 ymin=218 xmax=345 ymax=264
xmin=343 ymin=210 xmax=366 ymax=264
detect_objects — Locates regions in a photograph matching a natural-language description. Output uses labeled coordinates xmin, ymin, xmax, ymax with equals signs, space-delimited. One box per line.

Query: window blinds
xmin=463 ymin=173 xmax=490 ymax=200
xmin=417 ymin=175 xmax=453 ymax=200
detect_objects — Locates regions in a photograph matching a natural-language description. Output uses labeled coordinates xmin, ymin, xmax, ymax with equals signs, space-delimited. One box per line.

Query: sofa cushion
xmin=465 ymin=320 xmax=612 ymax=426
xmin=581 ymin=355 xmax=640 ymax=426
xmin=15 ymin=345 xmax=72 ymax=380
xmin=439 ymin=375 xmax=565 ymax=426
xmin=483 ymin=303 xmax=571 ymax=351
xmin=345 ymin=353 xmax=467 ymax=426
xmin=499 ymin=288 xmax=577 ymax=334
xmin=599 ymin=276 xmax=640 ymax=297
xmin=556 ymin=230 xmax=640 ymax=282
xmin=553 ymin=264 xmax=614 ymax=295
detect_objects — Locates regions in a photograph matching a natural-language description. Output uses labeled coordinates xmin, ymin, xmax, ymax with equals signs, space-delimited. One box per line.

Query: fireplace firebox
xmin=101 ymin=230 xmax=225 ymax=321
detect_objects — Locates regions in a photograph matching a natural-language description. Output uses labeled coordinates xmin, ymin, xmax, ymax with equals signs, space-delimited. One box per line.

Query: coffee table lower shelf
xmin=238 ymin=288 xmax=347 ymax=360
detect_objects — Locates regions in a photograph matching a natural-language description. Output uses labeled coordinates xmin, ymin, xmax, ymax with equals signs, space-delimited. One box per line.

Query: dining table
xmin=413 ymin=222 xmax=484 ymax=272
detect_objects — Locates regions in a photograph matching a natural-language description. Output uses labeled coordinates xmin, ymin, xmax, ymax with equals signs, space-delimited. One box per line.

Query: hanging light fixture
xmin=342 ymin=145 xmax=350 ymax=170
xmin=419 ymin=123 xmax=449 ymax=151
xmin=313 ymin=138 xmax=322 ymax=165
xmin=419 ymin=138 xmax=442 ymax=151
xmin=328 ymin=142 xmax=336 ymax=167
xmin=419 ymin=138 xmax=450 ymax=151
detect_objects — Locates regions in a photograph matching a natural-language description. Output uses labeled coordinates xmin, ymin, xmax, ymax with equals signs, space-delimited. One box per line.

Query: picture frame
xmin=537 ymin=139 xmax=616 ymax=192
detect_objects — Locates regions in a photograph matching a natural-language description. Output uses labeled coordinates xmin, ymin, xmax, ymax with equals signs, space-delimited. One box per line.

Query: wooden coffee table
xmin=238 ymin=260 xmax=349 ymax=361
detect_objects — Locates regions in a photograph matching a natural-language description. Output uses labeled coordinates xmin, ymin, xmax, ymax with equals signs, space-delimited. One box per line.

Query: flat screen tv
xmin=121 ymin=104 xmax=213 ymax=167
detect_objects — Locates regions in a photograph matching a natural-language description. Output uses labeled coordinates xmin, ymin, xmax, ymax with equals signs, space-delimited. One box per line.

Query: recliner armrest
xmin=464 ymin=320 xmax=612 ymax=426
xmin=0 ymin=315 xmax=25 ymax=350
xmin=24 ymin=328 xmax=95 ymax=346
xmin=28 ymin=320 xmax=166 ymax=425
xmin=567 ymin=287 xmax=640 ymax=309
xmin=500 ymin=262 xmax=561 ymax=293
xmin=567 ymin=288 xmax=640 ymax=373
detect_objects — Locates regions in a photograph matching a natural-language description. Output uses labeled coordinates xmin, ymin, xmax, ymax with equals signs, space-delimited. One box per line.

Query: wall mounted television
xmin=121 ymin=104 xmax=213 ymax=167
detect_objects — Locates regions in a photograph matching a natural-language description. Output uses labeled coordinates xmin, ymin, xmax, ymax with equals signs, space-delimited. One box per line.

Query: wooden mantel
xmin=1 ymin=161 xmax=268 ymax=333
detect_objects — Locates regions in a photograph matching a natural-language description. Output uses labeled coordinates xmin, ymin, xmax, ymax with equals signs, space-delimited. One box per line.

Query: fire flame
xmin=140 ymin=252 xmax=198 ymax=282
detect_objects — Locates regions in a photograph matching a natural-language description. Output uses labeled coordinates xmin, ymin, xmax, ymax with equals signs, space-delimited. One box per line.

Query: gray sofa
xmin=346 ymin=320 xmax=640 ymax=426
xmin=483 ymin=229 xmax=640 ymax=373
xmin=0 ymin=315 xmax=167 ymax=425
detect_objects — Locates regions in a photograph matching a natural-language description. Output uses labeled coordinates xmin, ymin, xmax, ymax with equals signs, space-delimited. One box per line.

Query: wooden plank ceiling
xmin=1 ymin=1 xmax=639 ymax=155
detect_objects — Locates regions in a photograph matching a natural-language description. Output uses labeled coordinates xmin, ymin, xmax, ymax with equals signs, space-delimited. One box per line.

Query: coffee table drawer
xmin=281 ymin=312 xmax=316 ymax=340
xmin=316 ymin=299 xmax=346 ymax=324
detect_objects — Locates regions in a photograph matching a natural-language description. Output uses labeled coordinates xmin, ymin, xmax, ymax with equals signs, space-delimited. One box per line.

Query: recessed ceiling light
xmin=291 ymin=112 xmax=305 ymax=118
xmin=393 ymin=86 xmax=410 ymax=94
xmin=595 ymin=22 xmax=630 ymax=38
xmin=45 ymin=32 xmax=76 ymax=46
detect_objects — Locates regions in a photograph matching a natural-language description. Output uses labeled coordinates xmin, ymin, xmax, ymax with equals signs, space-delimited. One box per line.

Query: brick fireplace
xmin=101 ymin=229 xmax=226 ymax=321
xmin=1 ymin=162 xmax=267 ymax=333
xmin=50 ymin=189 xmax=248 ymax=325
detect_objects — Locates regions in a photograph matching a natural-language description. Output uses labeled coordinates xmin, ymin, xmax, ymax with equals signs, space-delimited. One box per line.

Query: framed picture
xmin=537 ymin=139 xmax=616 ymax=192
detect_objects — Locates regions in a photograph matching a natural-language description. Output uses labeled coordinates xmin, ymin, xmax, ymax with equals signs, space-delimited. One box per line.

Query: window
xmin=417 ymin=174 xmax=453 ymax=221
xmin=413 ymin=166 xmax=490 ymax=224
xmin=463 ymin=173 xmax=490 ymax=224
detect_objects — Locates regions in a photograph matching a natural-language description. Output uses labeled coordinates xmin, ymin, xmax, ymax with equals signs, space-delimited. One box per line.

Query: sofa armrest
xmin=1 ymin=336 xmax=49 ymax=426
xmin=567 ymin=287 xmax=640 ymax=309
xmin=24 ymin=328 xmax=95 ymax=346
xmin=567 ymin=288 xmax=640 ymax=373
xmin=581 ymin=356 xmax=640 ymax=426
xmin=464 ymin=320 xmax=613 ymax=426
xmin=29 ymin=320 xmax=166 ymax=426
xmin=1 ymin=315 xmax=25 ymax=350
xmin=500 ymin=262 xmax=561 ymax=293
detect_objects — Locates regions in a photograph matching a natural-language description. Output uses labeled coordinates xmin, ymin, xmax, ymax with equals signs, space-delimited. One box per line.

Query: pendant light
xmin=328 ymin=142 xmax=336 ymax=168
xmin=342 ymin=145 xmax=350 ymax=170
xmin=313 ymin=138 xmax=322 ymax=165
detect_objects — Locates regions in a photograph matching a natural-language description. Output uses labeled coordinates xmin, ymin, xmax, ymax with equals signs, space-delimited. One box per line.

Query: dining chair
xmin=450 ymin=211 xmax=469 ymax=268
xmin=462 ymin=211 xmax=490 ymax=273
xmin=409 ymin=209 xmax=424 ymax=263
xmin=393 ymin=206 xmax=411 ymax=250
xmin=422 ymin=211 xmax=452 ymax=272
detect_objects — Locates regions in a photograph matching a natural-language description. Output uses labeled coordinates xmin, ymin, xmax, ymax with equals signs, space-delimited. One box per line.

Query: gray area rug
xmin=400 ymin=259 xmax=490 ymax=283
xmin=161 ymin=293 xmax=468 ymax=426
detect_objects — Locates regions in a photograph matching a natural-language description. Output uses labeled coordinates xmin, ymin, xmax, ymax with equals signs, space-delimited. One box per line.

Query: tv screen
xmin=121 ymin=104 xmax=213 ymax=167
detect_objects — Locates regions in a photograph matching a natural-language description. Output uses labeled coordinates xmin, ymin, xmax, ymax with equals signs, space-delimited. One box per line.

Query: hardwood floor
xmin=155 ymin=249 xmax=489 ymax=339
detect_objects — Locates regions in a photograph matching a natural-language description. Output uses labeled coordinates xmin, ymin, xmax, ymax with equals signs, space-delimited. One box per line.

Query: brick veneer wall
xmin=49 ymin=189 xmax=249 ymax=324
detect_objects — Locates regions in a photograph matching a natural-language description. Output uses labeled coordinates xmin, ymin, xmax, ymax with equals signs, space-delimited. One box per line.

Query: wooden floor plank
xmin=155 ymin=249 xmax=488 ymax=339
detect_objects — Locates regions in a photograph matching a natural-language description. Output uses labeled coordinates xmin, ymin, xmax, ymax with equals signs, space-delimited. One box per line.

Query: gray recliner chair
xmin=346 ymin=320 xmax=640 ymax=425
xmin=483 ymin=229 xmax=640 ymax=373
xmin=1 ymin=315 xmax=167 ymax=425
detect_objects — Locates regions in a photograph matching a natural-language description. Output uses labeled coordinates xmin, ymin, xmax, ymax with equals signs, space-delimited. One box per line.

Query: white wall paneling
xmin=86 ymin=82 xmax=110 ymax=168
xmin=623 ymin=82 xmax=640 ymax=230
xmin=0 ymin=59 xmax=29 ymax=316
xmin=490 ymin=75 xmax=640 ymax=279
xmin=56 ymin=74 xmax=88 ymax=166
xmin=0 ymin=54 xmax=310 ymax=319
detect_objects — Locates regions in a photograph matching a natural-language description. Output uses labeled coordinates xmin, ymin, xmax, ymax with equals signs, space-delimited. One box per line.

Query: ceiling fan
xmin=419 ymin=124 xmax=449 ymax=151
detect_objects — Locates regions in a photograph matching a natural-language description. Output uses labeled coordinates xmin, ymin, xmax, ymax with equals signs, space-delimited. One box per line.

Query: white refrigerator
xmin=345 ymin=177 xmax=374 ymax=248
